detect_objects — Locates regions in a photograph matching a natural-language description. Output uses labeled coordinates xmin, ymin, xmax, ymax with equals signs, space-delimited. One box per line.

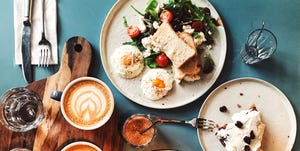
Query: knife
xmin=21 ymin=0 xmax=33 ymax=83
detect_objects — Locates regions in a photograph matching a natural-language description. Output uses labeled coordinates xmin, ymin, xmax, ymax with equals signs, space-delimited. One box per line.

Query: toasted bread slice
xmin=177 ymin=32 xmax=196 ymax=49
xmin=173 ymin=67 xmax=185 ymax=83
xmin=152 ymin=22 xmax=196 ymax=68
xmin=177 ymin=32 xmax=201 ymax=75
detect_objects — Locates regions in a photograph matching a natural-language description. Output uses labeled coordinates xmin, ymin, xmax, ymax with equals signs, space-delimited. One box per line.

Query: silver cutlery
xmin=38 ymin=0 xmax=52 ymax=67
xmin=21 ymin=0 xmax=33 ymax=83
xmin=140 ymin=115 xmax=215 ymax=134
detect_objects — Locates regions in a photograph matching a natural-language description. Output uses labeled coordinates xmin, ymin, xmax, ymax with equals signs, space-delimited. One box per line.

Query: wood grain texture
xmin=0 ymin=36 xmax=123 ymax=151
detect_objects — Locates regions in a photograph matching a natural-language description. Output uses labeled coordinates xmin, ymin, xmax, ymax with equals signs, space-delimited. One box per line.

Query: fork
xmin=140 ymin=115 xmax=215 ymax=134
xmin=38 ymin=0 xmax=51 ymax=67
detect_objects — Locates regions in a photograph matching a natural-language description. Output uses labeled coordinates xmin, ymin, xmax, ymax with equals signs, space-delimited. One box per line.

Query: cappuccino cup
xmin=61 ymin=141 xmax=102 ymax=151
xmin=51 ymin=77 xmax=114 ymax=130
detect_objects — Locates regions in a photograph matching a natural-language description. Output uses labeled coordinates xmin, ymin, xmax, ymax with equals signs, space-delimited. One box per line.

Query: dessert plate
xmin=100 ymin=0 xmax=226 ymax=109
xmin=197 ymin=78 xmax=297 ymax=150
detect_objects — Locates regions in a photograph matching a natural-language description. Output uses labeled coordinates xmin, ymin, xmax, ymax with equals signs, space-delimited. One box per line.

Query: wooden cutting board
xmin=0 ymin=36 xmax=123 ymax=151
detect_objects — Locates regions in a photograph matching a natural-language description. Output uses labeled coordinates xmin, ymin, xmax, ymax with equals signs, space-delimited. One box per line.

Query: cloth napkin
xmin=14 ymin=0 xmax=58 ymax=65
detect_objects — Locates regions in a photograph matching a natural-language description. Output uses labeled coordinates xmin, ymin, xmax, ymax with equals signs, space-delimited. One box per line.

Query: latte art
xmin=61 ymin=141 xmax=102 ymax=151
xmin=64 ymin=144 xmax=98 ymax=151
xmin=63 ymin=80 xmax=112 ymax=127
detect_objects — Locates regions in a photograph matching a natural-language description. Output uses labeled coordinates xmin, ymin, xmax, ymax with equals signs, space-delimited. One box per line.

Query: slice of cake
xmin=216 ymin=106 xmax=265 ymax=151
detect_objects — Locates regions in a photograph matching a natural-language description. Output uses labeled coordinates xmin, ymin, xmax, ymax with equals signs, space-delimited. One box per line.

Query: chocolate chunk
xmin=250 ymin=130 xmax=255 ymax=139
xmin=219 ymin=137 xmax=226 ymax=147
xmin=243 ymin=136 xmax=251 ymax=144
xmin=244 ymin=145 xmax=251 ymax=151
xmin=219 ymin=106 xmax=228 ymax=112
xmin=235 ymin=121 xmax=243 ymax=128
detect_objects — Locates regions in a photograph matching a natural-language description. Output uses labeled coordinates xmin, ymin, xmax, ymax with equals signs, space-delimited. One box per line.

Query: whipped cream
xmin=216 ymin=108 xmax=265 ymax=151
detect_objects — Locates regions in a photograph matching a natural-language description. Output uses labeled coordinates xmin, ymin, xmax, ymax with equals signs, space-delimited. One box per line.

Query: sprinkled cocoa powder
xmin=122 ymin=115 xmax=155 ymax=147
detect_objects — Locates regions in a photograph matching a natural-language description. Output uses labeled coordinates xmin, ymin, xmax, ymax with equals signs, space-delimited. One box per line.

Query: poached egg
xmin=111 ymin=45 xmax=144 ymax=78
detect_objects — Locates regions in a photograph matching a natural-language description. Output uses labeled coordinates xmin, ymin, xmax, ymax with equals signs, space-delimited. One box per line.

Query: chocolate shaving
xmin=243 ymin=136 xmax=251 ymax=144
xmin=219 ymin=137 xmax=226 ymax=147
xmin=235 ymin=121 xmax=243 ymax=128
xmin=244 ymin=145 xmax=251 ymax=151
xmin=219 ymin=106 xmax=228 ymax=112
xmin=250 ymin=130 xmax=255 ymax=139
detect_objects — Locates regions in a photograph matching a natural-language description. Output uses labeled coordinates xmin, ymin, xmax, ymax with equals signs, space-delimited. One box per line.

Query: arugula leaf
xmin=144 ymin=51 xmax=161 ymax=68
xmin=193 ymin=32 xmax=201 ymax=39
xmin=131 ymin=5 xmax=144 ymax=16
xmin=145 ymin=57 xmax=158 ymax=68
xmin=206 ymin=18 xmax=217 ymax=33
xmin=123 ymin=16 xmax=128 ymax=27
xmin=163 ymin=0 xmax=218 ymax=43
xmin=145 ymin=0 xmax=159 ymax=21
xmin=122 ymin=41 xmax=137 ymax=46
xmin=122 ymin=39 xmax=146 ymax=52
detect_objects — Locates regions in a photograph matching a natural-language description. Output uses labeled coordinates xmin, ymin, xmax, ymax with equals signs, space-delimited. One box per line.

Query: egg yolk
xmin=152 ymin=79 xmax=166 ymax=88
xmin=123 ymin=55 xmax=133 ymax=66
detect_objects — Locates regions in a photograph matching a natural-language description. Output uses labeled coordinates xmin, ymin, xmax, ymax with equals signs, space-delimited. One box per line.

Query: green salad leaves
xmin=122 ymin=0 xmax=219 ymax=72
xmin=145 ymin=0 xmax=159 ymax=21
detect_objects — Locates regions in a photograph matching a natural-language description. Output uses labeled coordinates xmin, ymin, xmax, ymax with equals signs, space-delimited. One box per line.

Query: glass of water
xmin=0 ymin=87 xmax=44 ymax=132
xmin=240 ymin=23 xmax=277 ymax=64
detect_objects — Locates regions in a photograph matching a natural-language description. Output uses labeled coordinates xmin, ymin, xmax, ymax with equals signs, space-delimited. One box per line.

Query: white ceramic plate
xmin=100 ymin=0 xmax=227 ymax=109
xmin=197 ymin=78 xmax=297 ymax=151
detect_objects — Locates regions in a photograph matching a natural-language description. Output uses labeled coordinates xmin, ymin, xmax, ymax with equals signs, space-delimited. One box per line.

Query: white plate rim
xmin=197 ymin=77 xmax=297 ymax=151
xmin=100 ymin=0 xmax=227 ymax=109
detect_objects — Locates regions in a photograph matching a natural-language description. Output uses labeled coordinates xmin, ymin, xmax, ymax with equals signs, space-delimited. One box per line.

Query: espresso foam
xmin=65 ymin=144 xmax=97 ymax=151
xmin=63 ymin=80 xmax=112 ymax=127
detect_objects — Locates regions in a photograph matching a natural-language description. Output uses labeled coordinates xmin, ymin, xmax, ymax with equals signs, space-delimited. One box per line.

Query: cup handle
xmin=50 ymin=91 xmax=63 ymax=101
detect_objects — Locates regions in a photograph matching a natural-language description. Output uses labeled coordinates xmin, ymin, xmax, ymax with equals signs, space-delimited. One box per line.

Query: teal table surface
xmin=1 ymin=0 xmax=299 ymax=151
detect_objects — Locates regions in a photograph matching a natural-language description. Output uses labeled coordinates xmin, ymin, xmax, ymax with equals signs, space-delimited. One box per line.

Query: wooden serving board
xmin=0 ymin=36 xmax=123 ymax=151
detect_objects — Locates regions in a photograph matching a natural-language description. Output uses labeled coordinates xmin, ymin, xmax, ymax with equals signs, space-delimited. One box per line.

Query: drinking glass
xmin=240 ymin=24 xmax=277 ymax=64
xmin=122 ymin=114 xmax=156 ymax=148
xmin=0 ymin=87 xmax=44 ymax=132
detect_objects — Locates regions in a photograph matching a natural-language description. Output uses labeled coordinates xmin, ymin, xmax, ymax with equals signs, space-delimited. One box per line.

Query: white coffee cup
xmin=52 ymin=77 xmax=114 ymax=130
xmin=61 ymin=141 xmax=102 ymax=151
